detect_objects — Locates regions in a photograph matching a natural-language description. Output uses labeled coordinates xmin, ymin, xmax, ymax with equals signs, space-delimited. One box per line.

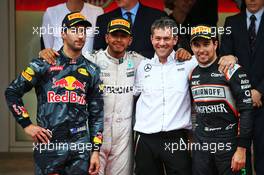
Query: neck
xmin=199 ymin=56 xmax=218 ymax=68
xmin=123 ymin=0 xmax=138 ymax=11
xmin=159 ymin=57 xmax=168 ymax=64
xmin=66 ymin=0 xmax=84 ymax=12
xmin=63 ymin=45 xmax=81 ymax=60
xmin=107 ymin=48 xmax=125 ymax=59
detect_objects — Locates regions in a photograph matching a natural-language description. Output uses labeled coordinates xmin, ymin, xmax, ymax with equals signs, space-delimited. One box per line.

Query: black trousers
xmin=134 ymin=129 xmax=192 ymax=175
xmin=253 ymin=106 xmax=264 ymax=174
xmin=192 ymin=133 xmax=252 ymax=175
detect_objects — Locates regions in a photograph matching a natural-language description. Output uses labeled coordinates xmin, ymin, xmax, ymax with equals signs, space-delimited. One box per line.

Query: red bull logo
xmin=47 ymin=91 xmax=86 ymax=105
xmin=49 ymin=76 xmax=87 ymax=105
xmin=12 ymin=104 xmax=29 ymax=118
xmin=52 ymin=76 xmax=86 ymax=92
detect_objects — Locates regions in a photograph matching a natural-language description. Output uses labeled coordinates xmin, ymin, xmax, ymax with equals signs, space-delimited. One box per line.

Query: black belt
xmin=138 ymin=129 xmax=189 ymax=138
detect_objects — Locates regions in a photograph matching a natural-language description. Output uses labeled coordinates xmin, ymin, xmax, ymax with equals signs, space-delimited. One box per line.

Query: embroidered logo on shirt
xmin=144 ymin=64 xmax=152 ymax=72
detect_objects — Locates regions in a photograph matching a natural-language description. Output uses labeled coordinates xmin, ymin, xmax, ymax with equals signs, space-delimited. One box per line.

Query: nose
xmin=78 ymin=32 xmax=85 ymax=39
xmin=159 ymin=39 xmax=165 ymax=46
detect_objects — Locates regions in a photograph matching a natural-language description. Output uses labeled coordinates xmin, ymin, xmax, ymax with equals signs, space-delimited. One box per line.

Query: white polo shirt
xmin=134 ymin=51 xmax=198 ymax=134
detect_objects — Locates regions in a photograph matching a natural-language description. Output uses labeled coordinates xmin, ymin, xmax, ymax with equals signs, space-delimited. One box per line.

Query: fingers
xmin=218 ymin=56 xmax=235 ymax=73
xmin=88 ymin=163 xmax=96 ymax=175
xmin=175 ymin=49 xmax=191 ymax=61
xmin=43 ymin=128 xmax=52 ymax=138
xmin=34 ymin=127 xmax=51 ymax=143
xmin=54 ymin=51 xmax=60 ymax=56
xmin=255 ymin=100 xmax=262 ymax=108
xmin=231 ymin=157 xmax=245 ymax=172
xmin=95 ymin=162 xmax=100 ymax=174
xmin=39 ymin=48 xmax=58 ymax=65
xmin=36 ymin=132 xmax=46 ymax=143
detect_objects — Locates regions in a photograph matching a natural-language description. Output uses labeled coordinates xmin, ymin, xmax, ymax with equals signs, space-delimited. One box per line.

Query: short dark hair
xmin=151 ymin=17 xmax=178 ymax=37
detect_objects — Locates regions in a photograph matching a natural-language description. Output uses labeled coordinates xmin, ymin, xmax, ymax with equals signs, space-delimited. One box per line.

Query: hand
xmin=89 ymin=151 xmax=100 ymax=175
xmin=231 ymin=147 xmax=246 ymax=172
xmin=39 ymin=48 xmax=59 ymax=65
xmin=175 ymin=48 xmax=192 ymax=61
xmin=218 ymin=55 xmax=237 ymax=73
xmin=24 ymin=124 xmax=52 ymax=143
xmin=251 ymin=89 xmax=262 ymax=108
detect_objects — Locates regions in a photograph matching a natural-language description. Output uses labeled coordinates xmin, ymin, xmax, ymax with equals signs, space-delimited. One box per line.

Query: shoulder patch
xmin=225 ymin=64 xmax=241 ymax=80
xmin=78 ymin=68 xmax=89 ymax=76
xmin=25 ymin=67 xmax=35 ymax=76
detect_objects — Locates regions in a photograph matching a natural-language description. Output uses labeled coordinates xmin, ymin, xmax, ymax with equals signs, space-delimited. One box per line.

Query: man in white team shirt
xmin=42 ymin=0 xmax=103 ymax=53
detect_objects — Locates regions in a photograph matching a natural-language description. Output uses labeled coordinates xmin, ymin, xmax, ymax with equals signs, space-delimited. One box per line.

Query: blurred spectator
xmin=41 ymin=0 xmax=103 ymax=53
xmin=93 ymin=0 xmax=167 ymax=58
xmin=234 ymin=0 xmax=246 ymax=10
xmin=185 ymin=0 xmax=218 ymax=27
xmin=164 ymin=0 xmax=196 ymax=52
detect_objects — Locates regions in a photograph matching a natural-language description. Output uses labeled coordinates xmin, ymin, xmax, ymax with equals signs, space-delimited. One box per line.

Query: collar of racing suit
xmin=198 ymin=56 xmax=219 ymax=68
xmin=59 ymin=47 xmax=83 ymax=64
xmin=104 ymin=47 xmax=128 ymax=65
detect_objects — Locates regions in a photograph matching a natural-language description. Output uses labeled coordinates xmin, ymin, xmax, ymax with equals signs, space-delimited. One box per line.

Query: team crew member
xmin=5 ymin=12 xmax=104 ymax=175
xmin=133 ymin=17 xmax=196 ymax=175
xmin=189 ymin=25 xmax=253 ymax=175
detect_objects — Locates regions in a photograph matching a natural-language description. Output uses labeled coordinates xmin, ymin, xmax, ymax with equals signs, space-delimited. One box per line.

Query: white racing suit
xmin=84 ymin=49 xmax=143 ymax=175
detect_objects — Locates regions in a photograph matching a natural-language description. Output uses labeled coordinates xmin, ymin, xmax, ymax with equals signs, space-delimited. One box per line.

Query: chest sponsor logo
xmin=144 ymin=64 xmax=152 ymax=72
xmin=47 ymin=91 xmax=86 ymax=105
xmin=211 ymin=73 xmax=224 ymax=77
xmin=191 ymin=80 xmax=200 ymax=86
xmin=52 ymin=76 xmax=86 ymax=92
xmin=102 ymin=85 xmax=134 ymax=94
xmin=196 ymin=103 xmax=228 ymax=114
xmin=192 ymin=74 xmax=200 ymax=79
xmin=192 ymin=86 xmax=226 ymax=99
xmin=127 ymin=71 xmax=134 ymax=77
xmin=49 ymin=66 xmax=64 ymax=72
xmin=100 ymin=72 xmax=110 ymax=77
xmin=177 ymin=67 xmax=185 ymax=71
xmin=49 ymin=76 xmax=87 ymax=105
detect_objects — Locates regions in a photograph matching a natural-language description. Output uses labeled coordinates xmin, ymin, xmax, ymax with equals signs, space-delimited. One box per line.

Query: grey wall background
xmin=0 ymin=0 xmax=11 ymax=152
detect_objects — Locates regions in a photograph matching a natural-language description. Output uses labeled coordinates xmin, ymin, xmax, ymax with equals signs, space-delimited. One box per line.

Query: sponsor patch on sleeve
xmin=22 ymin=71 xmax=32 ymax=81
xmin=225 ymin=64 xmax=241 ymax=80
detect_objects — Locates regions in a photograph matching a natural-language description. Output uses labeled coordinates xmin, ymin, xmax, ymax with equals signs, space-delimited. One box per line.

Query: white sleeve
xmin=134 ymin=62 xmax=144 ymax=96
xmin=186 ymin=56 xmax=198 ymax=74
xmin=42 ymin=10 xmax=54 ymax=49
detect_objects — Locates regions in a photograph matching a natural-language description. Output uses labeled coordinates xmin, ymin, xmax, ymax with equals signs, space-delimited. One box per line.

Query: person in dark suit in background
xmin=185 ymin=0 xmax=218 ymax=27
xmin=220 ymin=0 xmax=264 ymax=174
xmin=93 ymin=0 xmax=167 ymax=58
